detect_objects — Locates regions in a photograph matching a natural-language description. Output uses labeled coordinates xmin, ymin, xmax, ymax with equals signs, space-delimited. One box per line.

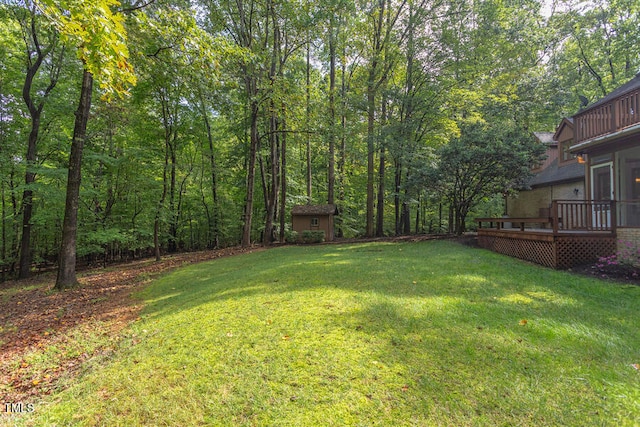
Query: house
xmin=507 ymin=131 xmax=585 ymax=220
xmin=477 ymin=73 xmax=640 ymax=268
xmin=291 ymin=204 xmax=337 ymax=241
xmin=570 ymin=73 xmax=640 ymax=247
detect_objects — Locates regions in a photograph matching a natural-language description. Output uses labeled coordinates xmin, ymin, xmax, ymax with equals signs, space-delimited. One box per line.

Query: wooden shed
xmin=291 ymin=204 xmax=337 ymax=241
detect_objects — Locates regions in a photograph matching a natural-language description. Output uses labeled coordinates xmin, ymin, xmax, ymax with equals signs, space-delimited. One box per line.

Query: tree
xmin=363 ymin=0 xmax=406 ymax=237
xmin=432 ymin=122 xmax=545 ymax=234
xmin=16 ymin=2 xmax=64 ymax=279
xmin=38 ymin=0 xmax=136 ymax=289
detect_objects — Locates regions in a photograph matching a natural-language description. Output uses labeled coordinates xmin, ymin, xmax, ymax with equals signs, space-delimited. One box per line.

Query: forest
xmin=0 ymin=0 xmax=638 ymax=287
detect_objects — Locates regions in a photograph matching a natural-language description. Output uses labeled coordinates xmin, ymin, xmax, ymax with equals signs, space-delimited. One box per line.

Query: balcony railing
xmin=574 ymin=88 xmax=640 ymax=143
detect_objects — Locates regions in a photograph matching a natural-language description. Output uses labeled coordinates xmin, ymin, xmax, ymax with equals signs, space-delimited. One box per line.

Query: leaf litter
xmin=0 ymin=246 xmax=257 ymax=404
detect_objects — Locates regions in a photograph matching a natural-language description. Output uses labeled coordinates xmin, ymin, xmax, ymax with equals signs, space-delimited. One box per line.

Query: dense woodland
xmin=0 ymin=0 xmax=638 ymax=286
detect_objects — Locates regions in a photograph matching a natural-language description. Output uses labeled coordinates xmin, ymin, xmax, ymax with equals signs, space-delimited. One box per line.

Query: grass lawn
xmin=9 ymin=240 xmax=640 ymax=426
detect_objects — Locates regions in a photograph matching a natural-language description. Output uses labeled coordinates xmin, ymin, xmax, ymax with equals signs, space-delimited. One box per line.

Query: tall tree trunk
xmin=18 ymin=117 xmax=38 ymax=279
xmin=263 ymin=13 xmax=280 ymax=246
xmin=305 ymin=41 xmax=312 ymax=202
xmin=168 ymin=140 xmax=178 ymax=252
xmin=263 ymin=102 xmax=280 ymax=246
xmin=154 ymin=130 xmax=170 ymax=261
xmin=241 ymin=93 xmax=259 ymax=248
xmin=366 ymin=78 xmax=376 ymax=237
xmin=9 ymin=166 xmax=19 ymax=275
xmin=279 ymin=105 xmax=287 ymax=243
xmin=327 ymin=19 xmax=336 ymax=206
xmin=337 ymin=49 xmax=347 ymax=238
xmin=1 ymin=181 xmax=6 ymax=282
xmin=205 ymin=118 xmax=220 ymax=249
xmin=376 ymin=96 xmax=387 ymax=237
xmin=18 ymin=11 xmax=60 ymax=279
xmin=56 ymin=70 xmax=93 ymax=290
xmin=394 ymin=160 xmax=402 ymax=235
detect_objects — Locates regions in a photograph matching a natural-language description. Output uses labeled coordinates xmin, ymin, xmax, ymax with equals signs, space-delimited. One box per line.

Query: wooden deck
xmin=476 ymin=201 xmax=618 ymax=268
xmin=476 ymin=227 xmax=616 ymax=269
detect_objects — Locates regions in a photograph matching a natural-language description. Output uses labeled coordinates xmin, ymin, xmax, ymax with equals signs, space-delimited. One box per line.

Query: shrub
xmin=301 ymin=230 xmax=325 ymax=244
xmin=592 ymin=240 xmax=640 ymax=282
xmin=284 ymin=231 xmax=299 ymax=244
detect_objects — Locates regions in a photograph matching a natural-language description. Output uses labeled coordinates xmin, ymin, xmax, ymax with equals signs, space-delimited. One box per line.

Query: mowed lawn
xmin=19 ymin=241 xmax=640 ymax=426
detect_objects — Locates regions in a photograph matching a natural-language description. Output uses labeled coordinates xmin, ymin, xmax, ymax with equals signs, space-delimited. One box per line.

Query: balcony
xmin=574 ymin=87 xmax=640 ymax=143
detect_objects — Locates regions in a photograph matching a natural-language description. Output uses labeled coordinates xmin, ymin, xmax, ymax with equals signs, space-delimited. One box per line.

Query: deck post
xmin=611 ymin=200 xmax=617 ymax=235
xmin=552 ymin=200 xmax=559 ymax=235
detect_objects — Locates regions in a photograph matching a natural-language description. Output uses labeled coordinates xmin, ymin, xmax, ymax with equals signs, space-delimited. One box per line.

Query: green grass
xmin=12 ymin=241 xmax=640 ymax=426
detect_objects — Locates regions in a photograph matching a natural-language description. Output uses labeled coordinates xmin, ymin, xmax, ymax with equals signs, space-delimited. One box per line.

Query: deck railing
xmin=476 ymin=200 xmax=619 ymax=235
xmin=575 ymin=88 xmax=640 ymax=142
xmin=551 ymin=200 xmax=616 ymax=233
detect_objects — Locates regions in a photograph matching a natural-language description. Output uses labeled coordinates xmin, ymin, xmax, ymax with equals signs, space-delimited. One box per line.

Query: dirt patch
xmin=567 ymin=262 xmax=640 ymax=286
xmin=0 ymin=246 xmax=260 ymax=405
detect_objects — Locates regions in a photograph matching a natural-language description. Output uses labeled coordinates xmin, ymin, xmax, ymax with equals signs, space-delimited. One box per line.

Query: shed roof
xmin=291 ymin=204 xmax=337 ymax=216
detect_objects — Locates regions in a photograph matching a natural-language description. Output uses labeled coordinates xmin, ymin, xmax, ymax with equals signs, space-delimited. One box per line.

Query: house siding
xmin=292 ymin=215 xmax=334 ymax=241
xmin=508 ymin=182 xmax=584 ymax=218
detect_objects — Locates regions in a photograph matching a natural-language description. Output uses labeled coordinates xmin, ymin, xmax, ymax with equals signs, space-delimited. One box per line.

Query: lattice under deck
xmin=477 ymin=233 xmax=616 ymax=269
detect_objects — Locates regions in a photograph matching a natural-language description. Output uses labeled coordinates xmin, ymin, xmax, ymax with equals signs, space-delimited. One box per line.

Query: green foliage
xmin=284 ymin=230 xmax=298 ymax=244
xmin=1 ymin=0 xmax=637 ymax=276
xmin=38 ymin=0 xmax=136 ymax=99
xmin=301 ymin=230 xmax=325 ymax=244
xmin=431 ymin=122 xmax=546 ymax=234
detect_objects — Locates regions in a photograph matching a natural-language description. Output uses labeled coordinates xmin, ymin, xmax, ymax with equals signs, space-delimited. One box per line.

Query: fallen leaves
xmin=1 ymin=247 xmax=256 ymax=404
xmin=519 ymin=319 xmax=528 ymax=326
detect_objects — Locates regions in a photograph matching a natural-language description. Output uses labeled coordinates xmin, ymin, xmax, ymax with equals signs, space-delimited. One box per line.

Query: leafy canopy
xmin=36 ymin=0 xmax=136 ymax=99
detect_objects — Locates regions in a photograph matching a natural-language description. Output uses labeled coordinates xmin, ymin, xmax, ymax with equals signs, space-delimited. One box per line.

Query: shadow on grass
xmin=31 ymin=241 xmax=639 ymax=426
xmin=140 ymin=241 xmax=638 ymax=327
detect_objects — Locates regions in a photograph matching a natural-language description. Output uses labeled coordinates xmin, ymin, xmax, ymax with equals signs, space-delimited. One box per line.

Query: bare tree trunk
xmin=337 ymin=49 xmax=347 ymax=238
xmin=327 ymin=19 xmax=336 ymax=206
xmin=394 ymin=161 xmax=401 ymax=235
xmin=19 ymin=10 xmax=61 ymax=278
xmin=202 ymin=107 xmax=220 ymax=248
xmin=366 ymin=81 xmax=376 ymax=237
xmin=56 ymin=70 xmax=93 ymax=290
xmin=241 ymin=93 xmax=259 ymax=248
xmin=154 ymin=138 xmax=169 ymax=261
xmin=168 ymin=139 xmax=178 ymax=252
xmin=263 ymin=102 xmax=280 ymax=246
xmin=305 ymin=41 xmax=312 ymax=202
xmin=263 ymin=11 xmax=280 ymax=246
xmin=279 ymin=105 xmax=287 ymax=243
xmin=1 ymin=181 xmax=6 ymax=282
xmin=19 ymin=120 xmax=38 ymax=279
xmin=376 ymin=96 xmax=388 ymax=237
